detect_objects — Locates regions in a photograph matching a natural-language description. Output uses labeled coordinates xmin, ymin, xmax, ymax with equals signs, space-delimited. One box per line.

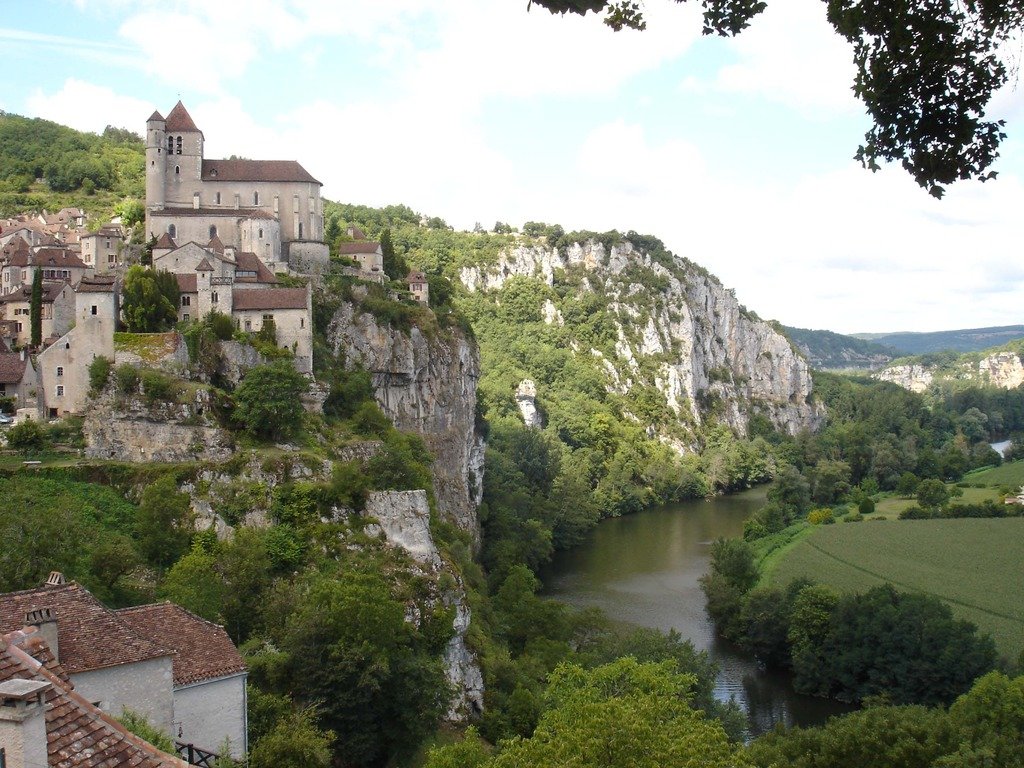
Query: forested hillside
xmin=782 ymin=326 xmax=895 ymax=370
xmin=856 ymin=325 xmax=1024 ymax=354
xmin=0 ymin=111 xmax=144 ymax=219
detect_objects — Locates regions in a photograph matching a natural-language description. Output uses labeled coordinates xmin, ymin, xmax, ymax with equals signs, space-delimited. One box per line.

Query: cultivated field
xmin=963 ymin=460 xmax=1024 ymax=489
xmin=767 ymin=518 xmax=1024 ymax=660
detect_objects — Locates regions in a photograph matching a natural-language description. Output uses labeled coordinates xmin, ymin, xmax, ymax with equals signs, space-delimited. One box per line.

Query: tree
xmin=29 ymin=269 xmax=42 ymax=347
xmin=134 ymin=474 xmax=192 ymax=569
xmin=5 ymin=419 xmax=45 ymax=454
xmin=379 ymin=228 xmax=408 ymax=278
xmin=234 ymin=361 xmax=308 ymax=441
xmin=917 ymin=478 xmax=951 ymax=511
xmin=159 ymin=541 xmax=224 ymax=621
xmin=526 ymin=0 xmax=1024 ymax=196
xmin=249 ymin=709 xmax=334 ymax=768
xmin=113 ymin=198 xmax=145 ymax=230
xmin=121 ymin=266 xmax=178 ymax=332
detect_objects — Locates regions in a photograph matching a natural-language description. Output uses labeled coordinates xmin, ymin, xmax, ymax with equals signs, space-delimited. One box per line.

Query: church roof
xmin=164 ymin=101 xmax=202 ymax=134
xmin=147 ymin=109 xmax=165 ymax=122
xmin=202 ymin=159 xmax=320 ymax=185
xmin=154 ymin=233 xmax=177 ymax=249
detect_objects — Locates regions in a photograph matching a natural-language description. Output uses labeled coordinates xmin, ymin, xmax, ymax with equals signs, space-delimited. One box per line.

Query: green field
xmin=767 ymin=518 xmax=1024 ymax=660
xmin=963 ymin=460 xmax=1024 ymax=488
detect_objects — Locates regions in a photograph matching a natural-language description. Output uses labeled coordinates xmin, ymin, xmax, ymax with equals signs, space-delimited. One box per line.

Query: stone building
xmin=79 ymin=226 xmax=124 ymax=273
xmin=407 ymin=270 xmax=429 ymax=304
xmin=0 ymin=575 xmax=246 ymax=760
xmin=231 ymin=286 xmax=313 ymax=373
xmin=0 ymin=343 xmax=35 ymax=409
xmin=36 ymin=276 xmax=117 ymax=418
xmin=1 ymin=248 xmax=89 ymax=297
xmin=0 ymin=282 xmax=75 ymax=348
xmin=145 ymin=101 xmax=328 ymax=273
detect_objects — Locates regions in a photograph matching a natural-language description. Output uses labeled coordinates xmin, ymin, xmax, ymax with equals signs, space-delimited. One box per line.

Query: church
xmin=144 ymin=101 xmax=329 ymax=273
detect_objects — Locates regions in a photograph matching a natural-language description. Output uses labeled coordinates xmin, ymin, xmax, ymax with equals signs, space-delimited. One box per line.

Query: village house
xmin=0 ymin=626 xmax=188 ymax=768
xmin=79 ymin=225 xmax=124 ymax=273
xmin=407 ymin=270 xmax=429 ymax=304
xmin=231 ymin=286 xmax=314 ymax=373
xmin=145 ymin=101 xmax=328 ymax=273
xmin=36 ymin=275 xmax=117 ymax=418
xmin=0 ymin=281 xmax=75 ymax=348
xmin=0 ymin=341 xmax=36 ymax=409
xmin=0 ymin=574 xmax=247 ymax=760
xmin=1 ymin=247 xmax=90 ymax=297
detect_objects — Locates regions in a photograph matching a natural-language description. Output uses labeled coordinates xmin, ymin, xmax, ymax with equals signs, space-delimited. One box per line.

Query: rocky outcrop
xmin=83 ymin=388 xmax=233 ymax=462
xmin=326 ymin=302 xmax=483 ymax=535
xmin=364 ymin=489 xmax=485 ymax=721
xmin=515 ymin=379 xmax=542 ymax=428
xmin=461 ymin=241 xmax=824 ymax=441
xmin=876 ymin=350 xmax=1024 ymax=392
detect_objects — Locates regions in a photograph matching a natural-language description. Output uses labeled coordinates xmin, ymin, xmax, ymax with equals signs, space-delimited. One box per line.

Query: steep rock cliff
xmin=326 ymin=302 xmax=483 ymax=534
xmin=876 ymin=350 xmax=1024 ymax=392
xmin=461 ymin=241 xmax=823 ymax=443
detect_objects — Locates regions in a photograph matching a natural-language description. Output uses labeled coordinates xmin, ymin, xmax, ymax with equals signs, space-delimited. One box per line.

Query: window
xmin=293 ymin=194 xmax=299 ymax=212
xmin=212 ymin=292 xmax=218 ymax=304
xmin=56 ymin=367 xmax=64 ymax=377
xmin=300 ymin=318 xmax=305 ymax=328
xmin=105 ymin=240 xmax=110 ymax=249
xmin=167 ymin=136 xmax=174 ymax=153
xmin=56 ymin=385 xmax=64 ymax=397
xmin=254 ymin=191 xmax=259 ymax=205
xmin=176 ymin=136 xmax=182 ymax=154
xmin=91 ymin=305 xmax=97 ymax=315
xmin=168 ymin=224 xmax=176 ymax=239
xmin=244 ymin=320 xmax=251 ymax=331
xmin=258 ymin=228 xmax=263 ymax=239
xmin=181 ymin=295 xmax=191 ymax=307
xmin=183 ymin=313 xmax=190 ymax=322
xmin=298 ymin=222 xmax=303 ymax=239
xmin=175 ymin=165 xmax=180 ymax=175
xmin=215 ymin=192 xmax=221 ymax=205
xmin=209 ymin=225 xmax=218 ymax=239
xmin=273 ymin=196 xmax=279 ymax=213
xmin=108 ymin=255 xmax=115 ymax=264
xmin=14 ymin=323 xmax=21 ymax=333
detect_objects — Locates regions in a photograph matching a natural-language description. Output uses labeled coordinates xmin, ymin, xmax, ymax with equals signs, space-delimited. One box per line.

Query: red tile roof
xmin=0 ymin=352 xmax=27 ymax=384
xmin=154 ymin=233 xmax=177 ymax=249
xmin=337 ymin=242 xmax=382 ymax=255
xmin=150 ymin=206 xmax=273 ymax=219
xmin=195 ymin=257 xmax=213 ymax=271
xmin=31 ymin=248 xmax=88 ymax=270
xmin=233 ymin=252 xmax=276 ymax=284
xmin=176 ymin=274 xmax=197 ymax=293
xmin=207 ymin=235 xmax=224 ymax=254
xmin=407 ymin=270 xmax=427 ymax=284
xmin=0 ymin=282 xmax=70 ymax=305
xmin=148 ymin=110 xmax=165 ymax=122
xmin=164 ymin=100 xmax=201 ymax=134
xmin=116 ymin=604 xmax=246 ymax=686
xmin=1 ymin=630 xmax=186 ymax=767
xmin=0 ymin=582 xmax=171 ymax=675
xmin=202 ymin=159 xmax=320 ymax=185
xmin=232 ymin=287 xmax=307 ymax=310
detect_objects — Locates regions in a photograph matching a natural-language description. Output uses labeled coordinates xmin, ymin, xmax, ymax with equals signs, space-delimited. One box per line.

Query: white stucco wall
xmin=71 ymin=656 xmax=174 ymax=734
xmin=173 ymin=673 xmax=247 ymax=758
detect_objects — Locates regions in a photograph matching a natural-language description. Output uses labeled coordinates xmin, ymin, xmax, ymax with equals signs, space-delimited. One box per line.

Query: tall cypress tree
xmin=29 ymin=269 xmax=43 ymax=347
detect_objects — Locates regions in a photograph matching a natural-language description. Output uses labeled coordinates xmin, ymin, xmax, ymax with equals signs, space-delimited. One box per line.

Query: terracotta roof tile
xmin=116 ymin=604 xmax=246 ymax=686
xmin=0 ymin=282 xmax=69 ymax=304
xmin=407 ymin=270 xmax=427 ymax=283
xmin=148 ymin=110 xmax=165 ymax=122
xmin=77 ymin=275 xmax=117 ymax=293
xmin=232 ymin=286 xmax=307 ymax=310
xmin=176 ymin=274 xmax=197 ymax=293
xmin=201 ymin=159 xmax=320 ymax=185
xmin=151 ymin=206 xmax=271 ymax=219
xmin=1 ymin=631 xmax=186 ymax=767
xmin=0 ymin=582 xmax=172 ymax=675
xmin=0 ymin=352 xmax=27 ymax=384
xmin=206 ymin=235 xmax=224 ymax=254
xmin=233 ymin=252 xmax=276 ymax=284
xmin=337 ymin=242 xmax=382 ymax=255
xmin=154 ymin=233 xmax=176 ymax=249
xmin=164 ymin=101 xmax=201 ymax=134
xmin=194 ymin=257 xmax=213 ymax=272
xmin=30 ymin=248 xmax=88 ymax=270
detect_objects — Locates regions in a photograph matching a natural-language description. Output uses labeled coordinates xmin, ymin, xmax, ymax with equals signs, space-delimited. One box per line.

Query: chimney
xmin=0 ymin=678 xmax=52 ymax=768
xmin=45 ymin=572 xmax=65 ymax=586
xmin=346 ymin=226 xmax=355 ymax=238
xmin=24 ymin=609 xmax=58 ymax=663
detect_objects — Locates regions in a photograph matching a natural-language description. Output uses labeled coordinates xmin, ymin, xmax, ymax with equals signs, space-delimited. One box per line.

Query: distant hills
xmin=784 ymin=325 xmax=1024 ymax=371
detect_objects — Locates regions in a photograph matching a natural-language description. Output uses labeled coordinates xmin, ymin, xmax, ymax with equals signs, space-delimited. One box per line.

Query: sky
xmin=2 ymin=0 xmax=1022 ymax=334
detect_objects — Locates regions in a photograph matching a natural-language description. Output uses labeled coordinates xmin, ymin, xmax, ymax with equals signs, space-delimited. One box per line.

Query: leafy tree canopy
xmin=526 ymin=0 xmax=1024 ymax=196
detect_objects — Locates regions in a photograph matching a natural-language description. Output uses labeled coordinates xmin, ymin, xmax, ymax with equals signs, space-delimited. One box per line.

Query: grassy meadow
xmin=766 ymin=517 xmax=1024 ymax=661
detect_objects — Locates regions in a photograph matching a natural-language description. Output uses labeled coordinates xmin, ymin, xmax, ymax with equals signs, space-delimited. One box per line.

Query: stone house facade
xmin=231 ymin=286 xmax=313 ymax=373
xmin=145 ymin=102 xmax=327 ymax=273
xmin=0 ymin=282 xmax=75 ymax=348
xmin=407 ymin=270 xmax=429 ymax=304
xmin=79 ymin=226 xmax=124 ymax=273
xmin=0 ymin=344 xmax=36 ymax=409
xmin=1 ymin=248 xmax=89 ymax=297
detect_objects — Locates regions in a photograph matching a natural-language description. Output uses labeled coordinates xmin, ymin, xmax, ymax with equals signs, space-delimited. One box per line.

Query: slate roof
xmin=207 ymin=235 xmax=224 ymax=254
xmin=201 ymin=159 xmax=320 ymax=185
xmin=337 ymin=241 xmax=382 ymax=255
xmin=0 ymin=630 xmax=185 ymax=767
xmin=164 ymin=100 xmax=201 ymax=134
xmin=195 ymin=257 xmax=213 ymax=272
xmin=0 ymin=582 xmax=171 ymax=675
xmin=232 ymin=287 xmax=307 ymax=310
xmin=0 ymin=352 xmax=28 ymax=384
xmin=233 ymin=252 xmax=276 ymax=284
xmin=116 ymin=603 xmax=246 ymax=686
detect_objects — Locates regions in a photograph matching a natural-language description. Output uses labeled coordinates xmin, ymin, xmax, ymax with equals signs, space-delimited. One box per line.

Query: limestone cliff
xmin=461 ymin=241 xmax=824 ymax=444
xmin=876 ymin=349 xmax=1024 ymax=392
xmin=326 ymin=302 xmax=483 ymax=534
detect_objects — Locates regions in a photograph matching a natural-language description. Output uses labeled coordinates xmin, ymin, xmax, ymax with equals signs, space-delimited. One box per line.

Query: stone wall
xmin=72 ymin=656 xmax=174 ymax=732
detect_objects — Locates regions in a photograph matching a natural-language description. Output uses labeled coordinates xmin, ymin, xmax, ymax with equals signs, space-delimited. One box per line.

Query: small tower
xmin=163 ymin=101 xmax=205 ymax=196
xmin=145 ymin=110 xmax=166 ymax=234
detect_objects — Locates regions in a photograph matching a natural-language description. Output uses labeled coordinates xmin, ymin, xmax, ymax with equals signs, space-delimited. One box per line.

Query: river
xmin=542 ymin=487 xmax=855 ymax=738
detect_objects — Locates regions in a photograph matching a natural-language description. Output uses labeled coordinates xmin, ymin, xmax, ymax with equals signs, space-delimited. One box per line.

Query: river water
xmin=542 ymin=487 xmax=854 ymax=737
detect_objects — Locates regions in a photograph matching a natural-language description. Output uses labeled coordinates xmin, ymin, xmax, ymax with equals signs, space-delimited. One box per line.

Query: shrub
xmin=208 ymin=311 xmax=235 ymax=340
xmin=6 ymin=419 xmax=45 ymax=453
xmin=352 ymin=400 xmax=391 ymax=437
xmin=115 ymin=364 xmax=140 ymax=395
xmin=843 ymin=512 xmax=864 ymax=522
xmin=858 ymin=497 xmax=876 ymax=515
xmin=88 ymin=356 xmax=113 ymax=395
xmin=808 ymin=508 xmax=835 ymax=525
xmin=234 ymin=361 xmax=308 ymax=440
xmin=139 ymin=369 xmax=177 ymax=404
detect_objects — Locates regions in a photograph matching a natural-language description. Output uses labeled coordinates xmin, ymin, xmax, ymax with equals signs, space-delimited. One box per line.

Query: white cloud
xmin=25 ymin=79 xmax=152 ymax=134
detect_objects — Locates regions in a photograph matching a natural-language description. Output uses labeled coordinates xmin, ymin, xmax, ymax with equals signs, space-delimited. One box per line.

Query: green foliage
xmin=160 ymin=541 xmax=224 ymax=621
xmin=114 ymin=363 xmax=140 ymax=395
xmin=113 ymin=197 xmax=144 ymax=229
xmin=249 ymin=708 xmax=334 ymax=768
xmin=88 ymin=355 xmax=112 ymax=395
xmin=134 ymin=474 xmax=192 ymax=570
xmin=116 ymin=709 xmax=174 ymax=752
xmin=29 ymin=269 xmax=42 ymax=347
xmin=6 ymin=419 xmax=45 ymax=453
xmin=918 ymin=478 xmax=951 ymax=510
xmin=234 ymin=361 xmax=308 ymax=440
xmin=139 ymin=369 xmax=177 ymax=404
xmin=121 ymin=266 xmax=178 ymax=333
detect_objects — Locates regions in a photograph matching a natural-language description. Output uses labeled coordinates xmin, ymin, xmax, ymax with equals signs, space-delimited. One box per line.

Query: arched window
xmin=176 ymin=136 xmax=182 ymax=155
xmin=167 ymin=136 xmax=173 ymax=153
xmin=258 ymin=228 xmax=263 ymax=239
xmin=168 ymin=224 xmax=176 ymax=239
xmin=253 ymin=191 xmax=259 ymax=206
xmin=209 ymin=225 xmax=218 ymax=239
xmin=174 ymin=165 xmax=180 ymax=175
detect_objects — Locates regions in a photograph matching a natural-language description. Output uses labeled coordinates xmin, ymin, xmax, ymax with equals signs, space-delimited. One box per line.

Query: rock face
xmin=84 ymin=388 xmax=233 ymax=462
xmin=461 ymin=241 xmax=824 ymax=441
xmin=515 ymin=379 xmax=542 ymax=428
xmin=876 ymin=351 xmax=1024 ymax=392
xmin=365 ymin=490 xmax=485 ymax=721
xmin=326 ymin=302 xmax=483 ymax=535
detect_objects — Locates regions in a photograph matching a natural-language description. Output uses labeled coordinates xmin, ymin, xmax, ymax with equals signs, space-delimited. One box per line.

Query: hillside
xmin=875 ymin=338 xmax=1024 ymax=393
xmin=0 ymin=111 xmax=144 ymax=220
xmin=854 ymin=325 xmax=1024 ymax=354
xmin=782 ymin=326 xmax=896 ymax=370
